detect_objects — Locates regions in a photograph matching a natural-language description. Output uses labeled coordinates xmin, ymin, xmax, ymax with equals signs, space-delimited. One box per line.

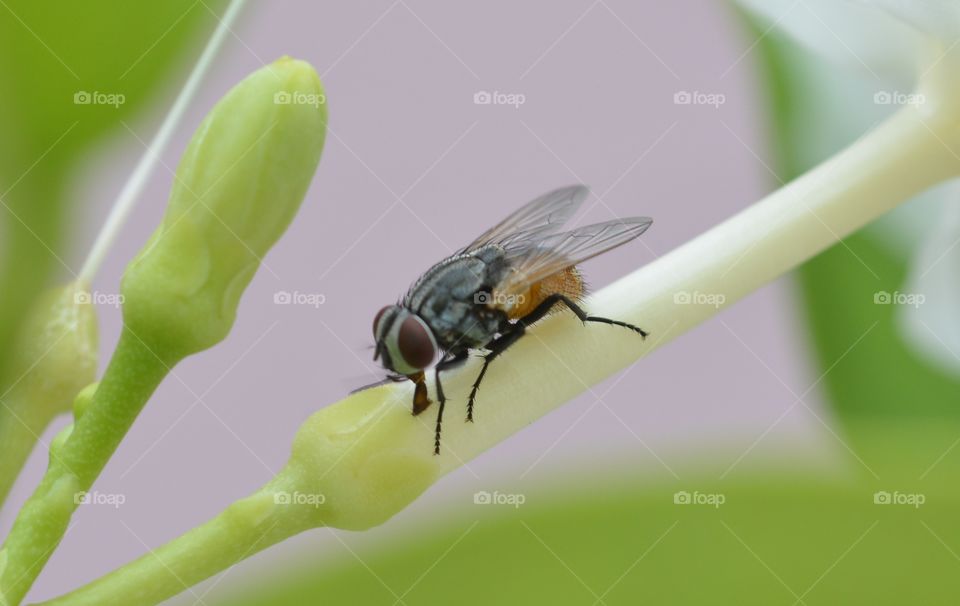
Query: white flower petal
xmin=736 ymin=0 xmax=924 ymax=79
xmin=738 ymin=0 xmax=960 ymax=373
xmin=901 ymin=196 xmax=960 ymax=376
xmin=860 ymin=0 xmax=960 ymax=41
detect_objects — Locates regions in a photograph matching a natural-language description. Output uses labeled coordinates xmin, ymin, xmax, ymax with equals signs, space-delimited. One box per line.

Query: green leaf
xmin=0 ymin=0 xmax=228 ymax=387
xmin=211 ymin=436 xmax=960 ymax=606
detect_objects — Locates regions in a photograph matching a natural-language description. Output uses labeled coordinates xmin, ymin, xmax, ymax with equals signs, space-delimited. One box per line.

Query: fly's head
xmin=372 ymin=305 xmax=437 ymax=379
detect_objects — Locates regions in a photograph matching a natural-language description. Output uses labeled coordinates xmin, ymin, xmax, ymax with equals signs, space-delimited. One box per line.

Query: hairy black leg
xmin=537 ymin=294 xmax=649 ymax=337
xmin=467 ymin=327 xmax=525 ymax=422
xmin=432 ymin=388 xmax=445 ymax=456
xmin=467 ymin=294 xmax=648 ymax=421
xmin=432 ymin=351 xmax=470 ymax=455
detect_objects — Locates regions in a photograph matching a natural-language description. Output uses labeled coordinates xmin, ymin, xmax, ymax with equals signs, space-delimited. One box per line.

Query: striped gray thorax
xmin=404 ymin=244 xmax=512 ymax=354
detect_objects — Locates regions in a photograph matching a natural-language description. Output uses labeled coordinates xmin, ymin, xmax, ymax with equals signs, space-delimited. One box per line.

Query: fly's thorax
xmin=404 ymin=247 xmax=511 ymax=354
xmin=407 ymin=255 xmax=486 ymax=310
xmin=424 ymin=301 xmax=504 ymax=354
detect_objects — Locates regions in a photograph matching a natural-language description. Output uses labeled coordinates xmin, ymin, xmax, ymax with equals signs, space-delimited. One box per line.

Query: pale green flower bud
xmin=0 ymin=281 xmax=97 ymax=506
xmin=13 ymin=281 xmax=98 ymax=413
xmin=121 ymin=57 xmax=327 ymax=360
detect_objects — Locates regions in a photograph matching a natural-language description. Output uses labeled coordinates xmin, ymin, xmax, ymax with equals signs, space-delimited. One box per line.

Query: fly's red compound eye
xmin=398 ymin=315 xmax=435 ymax=369
xmin=373 ymin=305 xmax=391 ymax=337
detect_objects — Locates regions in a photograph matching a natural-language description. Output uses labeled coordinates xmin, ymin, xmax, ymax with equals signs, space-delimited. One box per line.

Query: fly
xmin=369 ymin=185 xmax=652 ymax=454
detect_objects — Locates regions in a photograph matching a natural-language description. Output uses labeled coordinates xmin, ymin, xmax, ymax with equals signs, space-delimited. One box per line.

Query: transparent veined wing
xmin=462 ymin=185 xmax=588 ymax=252
xmin=498 ymin=217 xmax=653 ymax=296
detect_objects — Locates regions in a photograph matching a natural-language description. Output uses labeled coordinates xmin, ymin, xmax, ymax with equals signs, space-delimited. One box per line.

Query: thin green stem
xmin=0 ymin=328 xmax=174 ymax=606
xmin=36 ymin=467 xmax=317 ymax=606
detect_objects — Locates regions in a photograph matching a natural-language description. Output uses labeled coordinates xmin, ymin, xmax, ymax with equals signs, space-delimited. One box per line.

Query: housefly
xmin=370 ymin=185 xmax=652 ymax=454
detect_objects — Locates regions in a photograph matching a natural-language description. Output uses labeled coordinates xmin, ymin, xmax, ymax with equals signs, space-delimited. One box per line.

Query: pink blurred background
xmin=0 ymin=1 xmax=841 ymax=602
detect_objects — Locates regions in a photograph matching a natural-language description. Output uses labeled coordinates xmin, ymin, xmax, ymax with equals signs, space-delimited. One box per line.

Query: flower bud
xmin=121 ymin=57 xmax=327 ymax=360
xmin=13 ymin=281 xmax=98 ymax=414
xmin=277 ymin=390 xmax=440 ymax=530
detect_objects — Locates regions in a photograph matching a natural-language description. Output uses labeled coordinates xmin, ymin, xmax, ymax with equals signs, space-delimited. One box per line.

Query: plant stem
xmin=0 ymin=329 xmax=174 ymax=606
xmin=36 ymin=472 xmax=315 ymax=606
xmin=427 ymin=96 xmax=960 ymax=474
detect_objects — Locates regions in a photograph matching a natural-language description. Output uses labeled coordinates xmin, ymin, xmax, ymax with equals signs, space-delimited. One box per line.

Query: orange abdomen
xmin=507 ymin=266 xmax=585 ymax=320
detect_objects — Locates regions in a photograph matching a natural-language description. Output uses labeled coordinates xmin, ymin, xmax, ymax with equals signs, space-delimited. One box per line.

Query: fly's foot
xmin=584 ymin=314 xmax=648 ymax=340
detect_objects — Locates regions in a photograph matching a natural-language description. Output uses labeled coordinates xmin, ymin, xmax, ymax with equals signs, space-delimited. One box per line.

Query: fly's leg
xmin=432 ymin=351 xmax=470 ymax=455
xmin=467 ymin=293 xmax=648 ymax=421
xmin=411 ymin=378 xmax=430 ymax=415
xmin=467 ymin=326 xmax=525 ymax=422
xmin=541 ymin=293 xmax=648 ymax=337
xmin=431 ymin=382 xmax=445 ymax=457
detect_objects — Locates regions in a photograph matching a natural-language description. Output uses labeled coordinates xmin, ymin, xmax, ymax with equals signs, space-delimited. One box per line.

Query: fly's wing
xmin=498 ymin=217 xmax=653 ymax=296
xmin=461 ymin=185 xmax=589 ymax=253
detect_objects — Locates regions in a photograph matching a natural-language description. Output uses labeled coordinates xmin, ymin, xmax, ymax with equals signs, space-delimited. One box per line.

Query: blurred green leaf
xmin=213 ymin=433 xmax=960 ymax=606
xmin=0 ymin=0 xmax=227 ymax=386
